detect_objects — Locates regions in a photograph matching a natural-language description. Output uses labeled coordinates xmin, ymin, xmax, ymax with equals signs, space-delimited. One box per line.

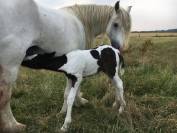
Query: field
xmin=12 ymin=33 xmax=177 ymax=133
xmin=131 ymin=32 xmax=177 ymax=37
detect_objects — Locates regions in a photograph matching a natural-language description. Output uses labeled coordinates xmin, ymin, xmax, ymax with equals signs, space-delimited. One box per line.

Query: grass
xmin=12 ymin=33 xmax=177 ymax=133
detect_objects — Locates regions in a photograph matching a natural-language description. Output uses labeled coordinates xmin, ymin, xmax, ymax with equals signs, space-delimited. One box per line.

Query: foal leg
xmin=61 ymin=76 xmax=82 ymax=132
xmin=74 ymin=87 xmax=88 ymax=107
xmin=60 ymin=78 xmax=87 ymax=113
xmin=112 ymin=74 xmax=126 ymax=114
xmin=60 ymin=78 xmax=72 ymax=114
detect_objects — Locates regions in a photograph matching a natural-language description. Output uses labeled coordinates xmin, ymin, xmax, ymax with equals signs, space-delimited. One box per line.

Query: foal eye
xmin=113 ymin=23 xmax=119 ymax=28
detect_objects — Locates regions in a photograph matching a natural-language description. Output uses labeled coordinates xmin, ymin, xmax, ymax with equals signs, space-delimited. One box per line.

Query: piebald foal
xmin=22 ymin=45 xmax=126 ymax=132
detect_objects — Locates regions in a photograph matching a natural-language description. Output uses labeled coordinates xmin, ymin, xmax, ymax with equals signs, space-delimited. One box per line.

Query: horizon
xmin=35 ymin=0 xmax=177 ymax=31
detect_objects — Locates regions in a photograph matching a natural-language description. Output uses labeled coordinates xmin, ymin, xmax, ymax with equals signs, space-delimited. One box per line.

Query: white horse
xmin=0 ymin=0 xmax=131 ymax=132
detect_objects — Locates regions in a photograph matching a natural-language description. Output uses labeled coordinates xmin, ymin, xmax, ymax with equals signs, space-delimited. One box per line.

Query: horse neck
xmin=67 ymin=5 xmax=114 ymax=48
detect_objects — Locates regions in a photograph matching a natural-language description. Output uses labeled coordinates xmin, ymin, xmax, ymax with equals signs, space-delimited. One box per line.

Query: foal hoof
xmin=80 ymin=98 xmax=88 ymax=105
xmin=112 ymin=101 xmax=118 ymax=109
xmin=74 ymin=97 xmax=88 ymax=107
xmin=79 ymin=92 xmax=89 ymax=105
xmin=59 ymin=109 xmax=67 ymax=114
xmin=60 ymin=126 xmax=68 ymax=132
xmin=118 ymin=106 xmax=124 ymax=114
xmin=112 ymin=102 xmax=124 ymax=114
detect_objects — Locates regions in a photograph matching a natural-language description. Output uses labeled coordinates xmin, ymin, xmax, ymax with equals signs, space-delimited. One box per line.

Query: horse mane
xmin=65 ymin=4 xmax=113 ymax=48
xmin=118 ymin=8 xmax=132 ymax=50
xmin=64 ymin=4 xmax=131 ymax=49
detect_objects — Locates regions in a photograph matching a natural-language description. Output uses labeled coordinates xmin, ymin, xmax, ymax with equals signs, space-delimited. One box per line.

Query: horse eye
xmin=113 ymin=23 xmax=119 ymax=28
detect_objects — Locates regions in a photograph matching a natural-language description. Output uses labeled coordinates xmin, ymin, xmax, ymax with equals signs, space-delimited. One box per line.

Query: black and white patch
xmin=25 ymin=46 xmax=46 ymax=56
xmin=90 ymin=49 xmax=100 ymax=60
xmin=97 ymin=48 xmax=117 ymax=78
xmin=22 ymin=52 xmax=68 ymax=71
xmin=66 ymin=73 xmax=77 ymax=87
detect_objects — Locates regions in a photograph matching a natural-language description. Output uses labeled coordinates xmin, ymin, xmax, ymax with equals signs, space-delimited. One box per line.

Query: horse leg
xmin=60 ymin=78 xmax=72 ymax=114
xmin=61 ymin=76 xmax=82 ymax=132
xmin=112 ymin=74 xmax=126 ymax=114
xmin=0 ymin=65 xmax=26 ymax=133
xmin=0 ymin=35 xmax=29 ymax=132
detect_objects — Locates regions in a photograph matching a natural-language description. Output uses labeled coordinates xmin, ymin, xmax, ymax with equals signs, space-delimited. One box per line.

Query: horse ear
xmin=115 ymin=1 xmax=120 ymax=13
xmin=127 ymin=6 xmax=132 ymax=13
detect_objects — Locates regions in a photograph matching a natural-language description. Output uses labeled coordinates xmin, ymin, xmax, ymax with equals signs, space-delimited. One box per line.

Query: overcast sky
xmin=35 ymin=0 xmax=177 ymax=31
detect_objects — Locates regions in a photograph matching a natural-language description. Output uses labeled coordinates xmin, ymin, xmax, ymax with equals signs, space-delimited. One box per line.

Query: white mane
xmin=65 ymin=5 xmax=114 ymax=48
xmin=65 ymin=4 xmax=131 ymax=49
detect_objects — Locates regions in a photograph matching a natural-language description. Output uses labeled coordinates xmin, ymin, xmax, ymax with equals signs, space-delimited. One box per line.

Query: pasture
xmin=12 ymin=33 xmax=177 ymax=133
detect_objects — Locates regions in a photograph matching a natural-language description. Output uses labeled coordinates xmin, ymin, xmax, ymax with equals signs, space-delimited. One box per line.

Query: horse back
xmin=0 ymin=0 xmax=40 ymax=40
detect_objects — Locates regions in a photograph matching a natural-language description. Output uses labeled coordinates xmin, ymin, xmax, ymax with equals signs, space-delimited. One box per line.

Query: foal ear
xmin=115 ymin=1 xmax=120 ymax=13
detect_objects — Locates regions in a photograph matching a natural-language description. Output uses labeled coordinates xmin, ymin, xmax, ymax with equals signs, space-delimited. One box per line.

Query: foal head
xmin=106 ymin=1 xmax=132 ymax=51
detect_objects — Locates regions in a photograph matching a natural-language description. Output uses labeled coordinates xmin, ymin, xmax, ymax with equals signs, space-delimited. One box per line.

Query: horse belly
xmin=0 ymin=0 xmax=41 ymax=82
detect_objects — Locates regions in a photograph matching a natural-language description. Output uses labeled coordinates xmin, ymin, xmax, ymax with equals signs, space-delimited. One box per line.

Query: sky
xmin=35 ymin=0 xmax=177 ymax=31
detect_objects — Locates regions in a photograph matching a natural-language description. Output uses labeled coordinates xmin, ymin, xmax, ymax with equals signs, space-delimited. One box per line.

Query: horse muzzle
xmin=111 ymin=41 xmax=123 ymax=52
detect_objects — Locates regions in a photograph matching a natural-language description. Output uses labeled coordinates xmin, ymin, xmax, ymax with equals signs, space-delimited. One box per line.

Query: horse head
xmin=106 ymin=1 xmax=132 ymax=51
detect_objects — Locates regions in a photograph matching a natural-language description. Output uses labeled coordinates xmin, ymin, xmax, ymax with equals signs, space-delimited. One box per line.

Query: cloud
xmin=131 ymin=0 xmax=177 ymax=30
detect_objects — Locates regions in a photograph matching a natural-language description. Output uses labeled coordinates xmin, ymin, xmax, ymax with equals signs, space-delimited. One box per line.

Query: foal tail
xmin=118 ymin=54 xmax=125 ymax=76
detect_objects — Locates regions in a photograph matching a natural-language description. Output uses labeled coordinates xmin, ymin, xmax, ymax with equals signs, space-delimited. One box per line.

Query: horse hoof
xmin=0 ymin=122 xmax=26 ymax=133
xmin=16 ymin=122 xmax=26 ymax=130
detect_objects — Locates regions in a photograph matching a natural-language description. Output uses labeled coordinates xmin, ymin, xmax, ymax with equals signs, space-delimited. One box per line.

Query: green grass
xmin=12 ymin=35 xmax=177 ymax=133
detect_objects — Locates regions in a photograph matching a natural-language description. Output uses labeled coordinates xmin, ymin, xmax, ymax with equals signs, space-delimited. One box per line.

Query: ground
xmin=12 ymin=32 xmax=177 ymax=133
